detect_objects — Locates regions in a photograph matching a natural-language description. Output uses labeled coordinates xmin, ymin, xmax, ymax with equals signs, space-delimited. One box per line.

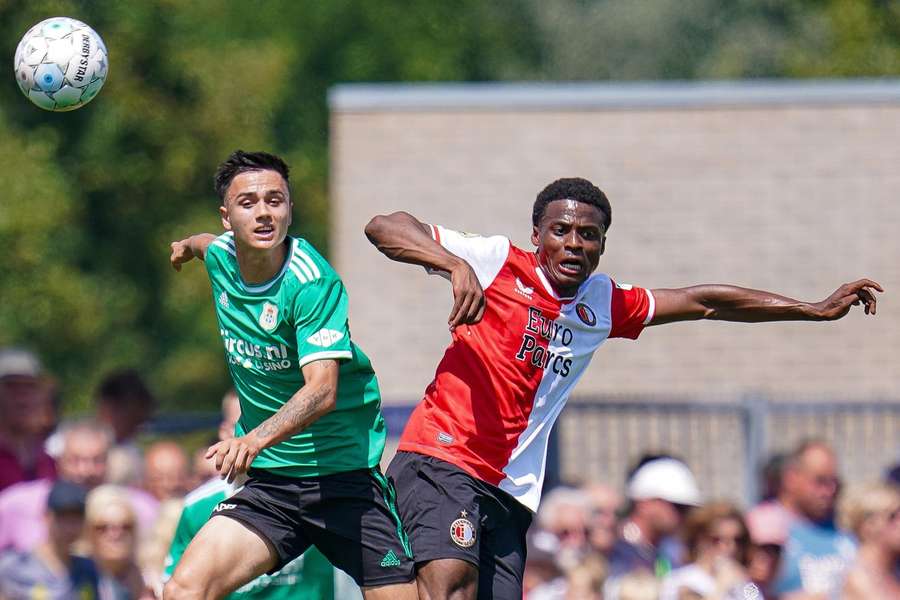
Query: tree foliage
xmin=0 ymin=0 xmax=896 ymax=411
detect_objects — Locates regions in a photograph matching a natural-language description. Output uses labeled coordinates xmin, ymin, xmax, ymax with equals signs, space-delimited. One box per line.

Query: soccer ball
xmin=14 ymin=17 xmax=108 ymax=112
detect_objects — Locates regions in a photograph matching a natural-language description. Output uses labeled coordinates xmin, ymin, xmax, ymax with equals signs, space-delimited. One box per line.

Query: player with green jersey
xmin=162 ymin=391 xmax=361 ymax=600
xmin=164 ymin=151 xmax=416 ymax=600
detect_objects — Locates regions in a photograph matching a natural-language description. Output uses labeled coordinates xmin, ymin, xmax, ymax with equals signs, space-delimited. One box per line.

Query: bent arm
xmin=248 ymin=359 xmax=339 ymax=449
xmin=365 ymin=212 xmax=486 ymax=328
xmin=365 ymin=211 xmax=465 ymax=273
xmin=650 ymin=279 xmax=881 ymax=326
xmin=170 ymin=233 xmax=216 ymax=270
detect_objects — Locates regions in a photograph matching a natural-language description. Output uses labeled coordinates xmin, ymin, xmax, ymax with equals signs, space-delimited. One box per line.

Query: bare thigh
xmin=361 ymin=580 xmax=419 ymax=600
xmin=415 ymin=558 xmax=478 ymax=600
xmin=164 ymin=515 xmax=279 ymax=600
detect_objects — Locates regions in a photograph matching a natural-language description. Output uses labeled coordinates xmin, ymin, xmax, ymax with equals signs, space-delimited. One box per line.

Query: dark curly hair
xmin=214 ymin=150 xmax=290 ymax=202
xmin=532 ymin=178 xmax=611 ymax=229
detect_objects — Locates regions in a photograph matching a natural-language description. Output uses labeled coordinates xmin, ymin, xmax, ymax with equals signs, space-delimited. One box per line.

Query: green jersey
xmin=163 ymin=478 xmax=361 ymax=600
xmin=205 ymin=232 xmax=386 ymax=477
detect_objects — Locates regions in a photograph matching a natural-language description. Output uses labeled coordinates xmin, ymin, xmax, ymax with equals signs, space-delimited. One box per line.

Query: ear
xmin=219 ymin=203 xmax=232 ymax=231
xmin=531 ymin=225 xmax=540 ymax=247
xmin=288 ymin=199 xmax=293 ymax=227
xmin=599 ymin=234 xmax=607 ymax=256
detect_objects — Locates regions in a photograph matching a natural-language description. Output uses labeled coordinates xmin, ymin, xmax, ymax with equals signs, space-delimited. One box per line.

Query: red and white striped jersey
xmin=397 ymin=225 xmax=655 ymax=511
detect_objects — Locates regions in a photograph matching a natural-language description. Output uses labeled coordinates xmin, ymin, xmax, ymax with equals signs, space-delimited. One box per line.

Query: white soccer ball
xmin=14 ymin=17 xmax=108 ymax=112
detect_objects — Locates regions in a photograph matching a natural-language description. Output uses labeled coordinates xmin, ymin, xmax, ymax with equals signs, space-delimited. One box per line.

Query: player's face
xmin=532 ymin=199 xmax=607 ymax=297
xmin=220 ymin=169 xmax=292 ymax=251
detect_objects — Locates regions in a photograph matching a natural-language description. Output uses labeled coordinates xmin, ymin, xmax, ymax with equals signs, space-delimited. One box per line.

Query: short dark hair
xmin=214 ymin=150 xmax=290 ymax=201
xmin=96 ymin=369 xmax=155 ymax=411
xmin=532 ymin=177 xmax=612 ymax=230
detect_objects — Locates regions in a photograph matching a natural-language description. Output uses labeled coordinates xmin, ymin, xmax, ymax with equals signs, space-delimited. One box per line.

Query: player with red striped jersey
xmin=364 ymin=177 xmax=882 ymax=600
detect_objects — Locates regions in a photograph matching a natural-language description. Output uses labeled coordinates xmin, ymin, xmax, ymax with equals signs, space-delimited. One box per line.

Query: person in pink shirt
xmin=0 ymin=420 xmax=158 ymax=551
xmin=0 ymin=348 xmax=57 ymax=491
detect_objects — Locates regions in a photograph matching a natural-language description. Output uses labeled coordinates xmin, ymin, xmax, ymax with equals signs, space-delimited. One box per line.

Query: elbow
xmin=364 ymin=214 xmax=390 ymax=245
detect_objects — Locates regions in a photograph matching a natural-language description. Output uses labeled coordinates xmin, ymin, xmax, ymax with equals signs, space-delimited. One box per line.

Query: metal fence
xmin=148 ymin=398 xmax=900 ymax=507
xmin=555 ymin=396 xmax=900 ymax=506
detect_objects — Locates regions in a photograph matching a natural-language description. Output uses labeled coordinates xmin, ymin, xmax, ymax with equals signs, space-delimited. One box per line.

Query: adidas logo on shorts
xmin=380 ymin=549 xmax=401 ymax=568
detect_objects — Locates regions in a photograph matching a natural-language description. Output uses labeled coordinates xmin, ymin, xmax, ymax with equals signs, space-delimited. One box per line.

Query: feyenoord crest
xmin=450 ymin=512 xmax=476 ymax=548
xmin=259 ymin=302 xmax=279 ymax=331
xmin=575 ymin=302 xmax=597 ymax=326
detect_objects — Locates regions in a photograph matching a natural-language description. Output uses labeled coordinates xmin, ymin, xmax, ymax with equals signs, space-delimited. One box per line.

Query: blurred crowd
xmin=0 ymin=345 xmax=898 ymax=600
xmin=523 ymin=446 xmax=900 ymax=600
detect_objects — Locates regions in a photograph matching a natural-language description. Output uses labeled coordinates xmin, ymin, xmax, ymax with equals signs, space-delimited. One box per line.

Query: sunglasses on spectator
xmin=92 ymin=521 xmax=135 ymax=534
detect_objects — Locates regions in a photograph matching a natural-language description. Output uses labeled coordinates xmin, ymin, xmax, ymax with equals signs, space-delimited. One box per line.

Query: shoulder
xmin=0 ymin=479 xmax=49 ymax=508
xmin=285 ymin=237 xmax=339 ymax=287
xmin=207 ymin=232 xmax=236 ymax=259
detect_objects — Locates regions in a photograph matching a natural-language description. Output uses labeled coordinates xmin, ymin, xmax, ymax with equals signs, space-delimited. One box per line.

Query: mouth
xmin=557 ymin=259 xmax=584 ymax=277
xmin=253 ymin=225 xmax=276 ymax=240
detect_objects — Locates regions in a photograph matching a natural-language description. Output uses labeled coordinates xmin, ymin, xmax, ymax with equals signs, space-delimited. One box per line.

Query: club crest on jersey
xmin=450 ymin=513 xmax=476 ymax=548
xmin=575 ymin=303 xmax=597 ymax=326
xmin=259 ymin=302 xmax=279 ymax=331
xmin=515 ymin=277 xmax=534 ymax=299
xmin=218 ymin=291 xmax=229 ymax=309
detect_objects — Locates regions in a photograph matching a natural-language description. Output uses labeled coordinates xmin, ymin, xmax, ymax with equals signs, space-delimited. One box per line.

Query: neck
xmin=236 ymin=239 xmax=288 ymax=284
xmin=627 ymin=516 xmax=660 ymax=547
xmin=36 ymin=541 xmax=70 ymax=573
xmin=858 ymin=543 xmax=895 ymax=573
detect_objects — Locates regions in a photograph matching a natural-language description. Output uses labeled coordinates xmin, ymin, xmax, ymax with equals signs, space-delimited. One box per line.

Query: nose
xmin=563 ymin=230 xmax=582 ymax=250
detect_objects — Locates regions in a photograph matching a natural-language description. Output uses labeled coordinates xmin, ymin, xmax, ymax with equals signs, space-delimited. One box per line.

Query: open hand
xmin=205 ymin=435 xmax=261 ymax=483
xmin=448 ymin=260 xmax=485 ymax=330
xmin=812 ymin=279 xmax=883 ymax=320
xmin=169 ymin=238 xmax=195 ymax=271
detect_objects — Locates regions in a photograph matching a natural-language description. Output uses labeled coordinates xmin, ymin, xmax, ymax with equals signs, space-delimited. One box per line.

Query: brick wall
xmin=330 ymin=83 xmax=900 ymax=406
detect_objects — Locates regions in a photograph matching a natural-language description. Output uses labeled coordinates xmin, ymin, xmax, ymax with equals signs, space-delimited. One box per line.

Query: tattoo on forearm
xmin=254 ymin=378 xmax=334 ymax=444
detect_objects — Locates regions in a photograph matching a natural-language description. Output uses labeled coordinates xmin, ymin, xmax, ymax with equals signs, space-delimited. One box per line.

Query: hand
xmin=205 ymin=435 xmax=261 ymax=483
xmin=448 ymin=260 xmax=485 ymax=330
xmin=170 ymin=238 xmax=195 ymax=271
xmin=811 ymin=279 xmax=883 ymax=320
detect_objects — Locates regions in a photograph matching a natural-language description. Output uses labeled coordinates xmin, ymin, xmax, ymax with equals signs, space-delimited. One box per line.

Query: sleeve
xmin=428 ymin=224 xmax=510 ymax=289
xmin=609 ymin=279 xmax=655 ymax=340
xmin=203 ymin=234 xmax=233 ymax=277
xmin=161 ymin=507 xmax=195 ymax=581
xmin=292 ymin=278 xmax=354 ymax=368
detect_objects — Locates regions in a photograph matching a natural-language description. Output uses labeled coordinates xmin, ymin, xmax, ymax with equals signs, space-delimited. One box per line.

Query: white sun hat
xmin=627 ymin=458 xmax=702 ymax=507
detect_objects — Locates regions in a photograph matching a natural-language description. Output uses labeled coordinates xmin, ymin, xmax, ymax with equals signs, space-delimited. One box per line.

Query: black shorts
xmin=216 ymin=467 xmax=414 ymax=587
xmin=387 ymin=451 xmax=533 ymax=600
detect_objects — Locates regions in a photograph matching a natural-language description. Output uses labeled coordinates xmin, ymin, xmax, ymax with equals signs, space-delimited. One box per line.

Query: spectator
xmin=660 ymin=501 xmax=754 ymax=600
xmin=0 ymin=480 xmax=100 ymax=599
xmin=563 ymin=553 xmax=606 ymax=600
xmin=616 ymin=570 xmax=661 ymax=600
xmin=0 ymin=420 xmax=158 ymax=552
xmin=745 ymin=503 xmax=789 ymax=600
xmin=608 ymin=457 xmax=701 ymax=578
xmin=95 ymin=370 xmax=156 ymax=487
xmin=839 ymin=483 xmax=900 ymax=599
xmin=536 ymin=486 xmax=592 ymax=572
xmin=86 ymin=485 xmax=152 ymax=600
xmin=524 ymin=530 xmax=566 ymax=599
xmin=769 ymin=440 xmax=856 ymax=598
xmin=585 ymin=482 xmax=623 ymax=556
xmin=137 ymin=498 xmax=184 ymax=597
xmin=0 ymin=348 xmax=56 ymax=491
xmin=759 ymin=453 xmax=788 ymax=503
xmin=142 ymin=441 xmax=189 ymax=501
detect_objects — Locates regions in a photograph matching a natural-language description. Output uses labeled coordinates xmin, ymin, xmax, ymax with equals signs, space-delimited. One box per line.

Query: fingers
xmin=846 ymin=278 xmax=884 ymax=293
xmin=858 ymin=288 xmax=877 ymax=315
xmin=219 ymin=443 xmax=239 ymax=480
xmin=449 ymin=288 xmax=485 ymax=329
xmin=227 ymin=446 xmax=249 ymax=483
xmin=205 ymin=441 xmax=221 ymax=460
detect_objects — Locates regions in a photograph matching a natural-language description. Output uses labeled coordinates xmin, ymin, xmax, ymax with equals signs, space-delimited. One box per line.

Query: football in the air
xmin=14 ymin=17 xmax=108 ymax=111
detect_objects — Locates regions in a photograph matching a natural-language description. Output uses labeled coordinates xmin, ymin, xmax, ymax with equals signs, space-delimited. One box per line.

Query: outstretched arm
xmin=649 ymin=279 xmax=882 ymax=326
xmin=206 ymin=359 xmax=339 ymax=482
xmin=365 ymin=211 xmax=485 ymax=329
xmin=169 ymin=233 xmax=216 ymax=271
